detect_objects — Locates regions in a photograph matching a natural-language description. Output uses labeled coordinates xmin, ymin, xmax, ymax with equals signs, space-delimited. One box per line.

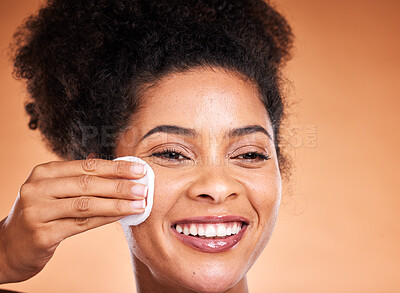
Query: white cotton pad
xmin=113 ymin=156 xmax=155 ymax=226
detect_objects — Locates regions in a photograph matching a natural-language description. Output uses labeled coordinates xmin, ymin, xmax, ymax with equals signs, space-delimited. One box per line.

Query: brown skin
xmin=0 ymin=159 xmax=149 ymax=283
xmin=0 ymin=67 xmax=281 ymax=292
xmin=116 ymin=67 xmax=282 ymax=293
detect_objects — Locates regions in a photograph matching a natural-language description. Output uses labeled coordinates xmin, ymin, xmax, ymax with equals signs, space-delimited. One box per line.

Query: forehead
xmin=134 ymin=67 xmax=271 ymax=136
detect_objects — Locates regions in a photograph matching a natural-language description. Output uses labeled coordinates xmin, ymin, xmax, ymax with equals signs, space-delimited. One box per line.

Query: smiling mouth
xmin=171 ymin=216 xmax=249 ymax=252
xmin=173 ymin=221 xmax=245 ymax=238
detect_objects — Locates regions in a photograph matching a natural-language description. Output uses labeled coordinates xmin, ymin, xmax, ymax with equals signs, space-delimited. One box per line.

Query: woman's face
xmin=115 ymin=67 xmax=281 ymax=292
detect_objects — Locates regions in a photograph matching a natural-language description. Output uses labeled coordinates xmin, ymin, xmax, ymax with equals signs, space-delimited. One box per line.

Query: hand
xmin=0 ymin=158 xmax=148 ymax=284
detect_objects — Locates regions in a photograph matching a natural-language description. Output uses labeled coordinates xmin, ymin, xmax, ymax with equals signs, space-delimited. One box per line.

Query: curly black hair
xmin=11 ymin=0 xmax=293 ymax=172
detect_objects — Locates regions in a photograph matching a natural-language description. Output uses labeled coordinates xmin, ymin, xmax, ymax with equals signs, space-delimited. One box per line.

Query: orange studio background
xmin=1 ymin=0 xmax=399 ymax=292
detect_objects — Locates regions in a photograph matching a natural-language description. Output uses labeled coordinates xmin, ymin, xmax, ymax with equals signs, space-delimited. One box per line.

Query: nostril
xmin=195 ymin=192 xmax=237 ymax=202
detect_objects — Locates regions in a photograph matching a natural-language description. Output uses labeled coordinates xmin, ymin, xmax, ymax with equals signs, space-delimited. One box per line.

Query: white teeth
xmin=205 ymin=225 xmax=216 ymax=237
xmin=183 ymin=226 xmax=190 ymax=236
xmin=232 ymin=223 xmax=237 ymax=234
xmin=189 ymin=225 xmax=197 ymax=236
xmin=175 ymin=222 xmax=244 ymax=238
xmin=216 ymin=225 xmax=227 ymax=237
xmin=198 ymin=226 xmax=205 ymax=236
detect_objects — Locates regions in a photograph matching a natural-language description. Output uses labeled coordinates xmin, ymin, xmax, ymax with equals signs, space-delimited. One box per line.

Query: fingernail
xmin=130 ymin=163 xmax=146 ymax=175
xmin=131 ymin=184 xmax=148 ymax=197
xmin=130 ymin=199 xmax=146 ymax=209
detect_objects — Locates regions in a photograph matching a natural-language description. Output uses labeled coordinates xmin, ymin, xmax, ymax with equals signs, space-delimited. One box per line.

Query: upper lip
xmin=172 ymin=215 xmax=250 ymax=226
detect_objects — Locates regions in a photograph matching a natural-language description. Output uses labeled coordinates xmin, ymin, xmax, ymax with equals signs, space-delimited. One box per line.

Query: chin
xmin=190 ymin=271 xmax=245 ymax=293
xmin=161 ymin=261 xmax=247 ymax=293
xmin=180 ymin=248 xmax=252 ymax=292
xmin=185 ymin=280 xmax=240 ymax=293
xmin=128 ymin=232 xmax=249 ymax=292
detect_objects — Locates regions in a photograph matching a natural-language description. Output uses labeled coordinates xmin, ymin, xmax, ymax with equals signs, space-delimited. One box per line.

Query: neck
xmin=132 ymin=256 xmax=249 ymax=293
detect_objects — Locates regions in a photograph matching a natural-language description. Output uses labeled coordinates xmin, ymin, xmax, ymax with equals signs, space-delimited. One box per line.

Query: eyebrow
xmin=140 ymin=124 xmax=272 ymax=142
xmin=228 ymin=125 xmax=272 ymax=140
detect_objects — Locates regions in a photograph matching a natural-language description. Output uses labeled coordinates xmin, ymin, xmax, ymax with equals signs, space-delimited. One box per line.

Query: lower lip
xmin=171 ymin=224 xmax=248 ymax=253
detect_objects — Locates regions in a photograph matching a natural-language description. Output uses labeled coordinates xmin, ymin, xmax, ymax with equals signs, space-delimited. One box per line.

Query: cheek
xmin=255 ymin=173 xmax=281 ymax=214
xmin=125 ymin=167 xmax=185 ymax=254
xmin=150 ymin=167 xmax=187 ymax=217
xmin=238 ymin=166 xmax=281 ymax=266
xmin=245 ymin=165 xmax=281 ymax=232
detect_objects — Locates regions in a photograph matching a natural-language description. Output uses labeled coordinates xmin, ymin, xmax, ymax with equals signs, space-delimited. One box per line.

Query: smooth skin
xmin=0 ymin=159 xmax=148 ymax=283
xmin=0 ymin=66 xmax=282 ymax=293
xmin=116 ymin=66 xmax=282 ymax=293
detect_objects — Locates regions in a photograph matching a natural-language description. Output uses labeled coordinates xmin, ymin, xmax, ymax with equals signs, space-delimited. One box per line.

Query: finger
xmin=28 ymin=158 xmax=147 ymax=181
xmin=50 ymin=216 xmax=125 ymax=242
xmin=40 ymin=196 xmax=145 ymax=222
xmin=27 ymin=175 xmax=148 ymax=200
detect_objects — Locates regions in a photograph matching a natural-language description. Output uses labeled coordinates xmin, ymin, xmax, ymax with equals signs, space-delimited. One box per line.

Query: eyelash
xmin=151 ymin=148 xmax=188 ymax=161
xmin=237 ymin=151 xmax=270 ymax=161
xmin=151 ymin=148 xmax=270 ymax=162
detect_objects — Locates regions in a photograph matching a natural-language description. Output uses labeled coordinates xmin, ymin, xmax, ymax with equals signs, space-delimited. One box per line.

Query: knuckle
xmin=114 ymin=179 xmax=125 ymax=196
xmin=19 ymin=183 xmax=37 ymax=205
xmin=78 ymin=174 xmax=92 ymax=193
xmin=81 ymin=158 xmax=97 ymax=173
xmin=113 ymin=161 xmax=126 ymax=177
xmin=31 ymin=164 xmax=46 ymax=177
xmin=32 ymin=228 xmax=51 ymax=250
xmin=29 ymin=161 xmax=58 ymax=180
xmin=74 ymin=217 xmax=89 ymax=226
xmin=113 ymin=199 xmax=124 ymax=213
xmin=73 ymin=197 xmax=90 ymax=213
xmin=21 ymin=206 xmax=39 ymax=224
xmin=19 ymin=182 xmax=33 ymax=196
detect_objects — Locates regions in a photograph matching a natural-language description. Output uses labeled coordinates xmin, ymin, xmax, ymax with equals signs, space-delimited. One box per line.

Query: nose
xmin=186 ymin=164 xmax=243 ymax=204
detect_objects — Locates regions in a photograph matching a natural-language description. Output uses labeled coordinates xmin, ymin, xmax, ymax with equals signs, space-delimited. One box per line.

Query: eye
xmin=232 ymin=151 xmax=270 ymax=162
xmin=150 ymin=148 xmax=190 ymax=162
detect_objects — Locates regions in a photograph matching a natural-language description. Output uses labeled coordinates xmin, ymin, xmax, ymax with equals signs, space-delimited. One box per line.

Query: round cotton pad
xmin=113 ymin=156 xmax=155 ymax=226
